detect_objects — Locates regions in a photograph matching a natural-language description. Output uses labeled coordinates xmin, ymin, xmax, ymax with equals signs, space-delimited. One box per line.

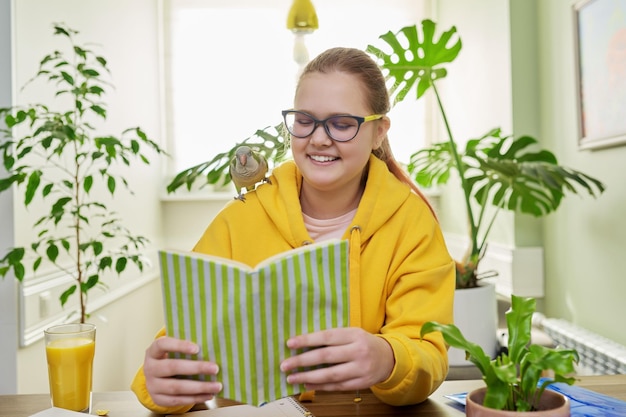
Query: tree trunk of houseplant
xmin=466 ymin=387 xmax=570 ymax=416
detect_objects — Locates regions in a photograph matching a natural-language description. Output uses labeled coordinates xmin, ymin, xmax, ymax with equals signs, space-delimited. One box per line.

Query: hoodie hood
xmin=255 ymin=154 xmax=412 ymax=247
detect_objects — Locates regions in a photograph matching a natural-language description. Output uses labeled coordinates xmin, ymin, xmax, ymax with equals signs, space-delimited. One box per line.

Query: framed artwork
xmin=573 ymin=0 xmax=626 ymax=150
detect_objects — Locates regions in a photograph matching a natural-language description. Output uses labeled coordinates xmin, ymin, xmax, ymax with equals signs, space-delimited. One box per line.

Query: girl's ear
xmin=373 ymin=116 xmax=391 ymax=149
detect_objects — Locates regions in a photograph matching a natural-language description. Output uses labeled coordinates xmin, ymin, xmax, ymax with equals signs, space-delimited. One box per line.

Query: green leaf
xmin=60 ymin=285 xmax=77 ymax=306
xmin=46 ymin=244 xmax=59 ymax=263
xmin=107 ymin=175 xmax=115 ymax=193
xmin=90 ymin=105 xmax=106 ymax=118
xmin=81 ymin=68 xmax=100 ymax=77
xmin=98 ymin=256 xmax=113 ymax=270
xmin=420 ymin=321 xmax=492 ymax=375
xmin=84 ymin=175 xmax=93 ymax=193
xmin=81 ymin=275 xmax=99 ymax=292
xmin=51 ymin=197 xmax=72 ymax=224
xmin=0 ymin=174 xmax=25 ymax=193
xmin=89 ymin=85 xmax=105 ymax=95
xmin=25 ymin=170 xmax=42 ymax=206
xmin=506 ymin=295 xmax=535 ymax=363
xmin=42 ymin=183 xmax=53 ymax=197
xmin=92 ymin=241 xmax=103 ymax=256
xmin=60 ymin=71 xmax=74 ymax=85
xmin=115 ymin=257 xmax=127 ymax=273
xmin=366 ymin=20 xmax=462 ymax=104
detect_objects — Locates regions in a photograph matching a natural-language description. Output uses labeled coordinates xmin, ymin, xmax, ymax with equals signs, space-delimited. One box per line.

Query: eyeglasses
xmin=282 ymin=110 xmax=383 ymax=142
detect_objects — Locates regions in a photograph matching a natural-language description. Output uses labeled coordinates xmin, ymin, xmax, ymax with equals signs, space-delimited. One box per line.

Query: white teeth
xmin=310 ymin=155 xmax=337 ymax=162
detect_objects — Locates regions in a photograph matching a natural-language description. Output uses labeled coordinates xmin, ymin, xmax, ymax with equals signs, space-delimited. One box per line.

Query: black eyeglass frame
xmin=281 ymin=110 xmax=384 ymax=142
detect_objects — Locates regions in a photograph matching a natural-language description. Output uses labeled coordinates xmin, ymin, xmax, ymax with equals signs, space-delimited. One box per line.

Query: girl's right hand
xmin=143 ymin=336 xmax=223 ymax=408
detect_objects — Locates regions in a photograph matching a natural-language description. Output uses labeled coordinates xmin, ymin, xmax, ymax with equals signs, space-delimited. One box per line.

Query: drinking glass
xmin=44 ymin=323 xmax=96 ymax=412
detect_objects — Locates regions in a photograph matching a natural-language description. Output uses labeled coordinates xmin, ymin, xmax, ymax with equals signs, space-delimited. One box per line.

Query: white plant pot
xmin=449 ymin=283 xmax=499 ymax=366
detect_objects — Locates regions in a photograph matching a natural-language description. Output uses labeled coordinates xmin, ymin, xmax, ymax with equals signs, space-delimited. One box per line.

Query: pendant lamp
xmin=286 ymin=0 xmax=318 ymax=67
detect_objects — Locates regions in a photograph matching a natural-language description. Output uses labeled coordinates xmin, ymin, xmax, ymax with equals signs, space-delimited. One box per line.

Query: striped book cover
xmin=158 ymin=239 xmax=350 ymax=406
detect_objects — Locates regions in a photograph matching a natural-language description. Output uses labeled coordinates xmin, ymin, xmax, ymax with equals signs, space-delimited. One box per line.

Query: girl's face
xmin=291 ymin=71 xmax=389 ymax=196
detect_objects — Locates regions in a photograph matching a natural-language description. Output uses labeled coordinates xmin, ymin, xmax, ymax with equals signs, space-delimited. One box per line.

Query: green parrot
xmin=229 ymin=145 xmax=269 ymax=201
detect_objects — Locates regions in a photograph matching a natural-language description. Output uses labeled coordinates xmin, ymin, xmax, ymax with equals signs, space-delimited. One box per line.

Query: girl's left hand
xmin=279 ymin=327 xmax=394 ymax=391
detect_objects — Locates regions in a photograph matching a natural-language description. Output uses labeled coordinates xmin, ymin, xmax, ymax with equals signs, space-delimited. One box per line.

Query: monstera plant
xmin=366 ymin=21 xmax=605 ymax=289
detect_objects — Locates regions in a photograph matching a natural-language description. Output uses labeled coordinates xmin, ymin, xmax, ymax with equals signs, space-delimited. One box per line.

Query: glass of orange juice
xmin=44 ymin=323 xmax=96 ymax=412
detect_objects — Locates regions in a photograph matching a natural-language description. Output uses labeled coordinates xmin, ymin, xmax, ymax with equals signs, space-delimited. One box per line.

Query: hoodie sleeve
xmin=357 ymin=187 xmax=455 ymax=405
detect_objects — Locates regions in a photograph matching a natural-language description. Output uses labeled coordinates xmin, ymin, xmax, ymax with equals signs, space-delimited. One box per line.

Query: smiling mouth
xmin=309 ymin=155 xmax=339 ymax=162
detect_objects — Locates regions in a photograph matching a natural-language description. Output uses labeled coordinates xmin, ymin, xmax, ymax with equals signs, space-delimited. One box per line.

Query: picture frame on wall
xmin=573 ymin=0 xmax=626 ymax=150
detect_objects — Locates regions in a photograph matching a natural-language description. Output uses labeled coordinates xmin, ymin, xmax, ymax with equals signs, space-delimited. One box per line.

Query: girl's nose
xmin=308 ymin=123 xmax=333 ymax=146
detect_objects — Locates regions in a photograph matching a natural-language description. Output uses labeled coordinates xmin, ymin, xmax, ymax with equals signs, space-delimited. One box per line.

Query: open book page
xmin=170 ymin=396 xmax=314 ymax=417
xmin=158 ymin=239 xmax=350 ymax=406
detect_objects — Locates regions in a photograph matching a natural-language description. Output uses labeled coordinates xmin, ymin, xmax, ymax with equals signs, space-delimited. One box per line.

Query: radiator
xmin=540 ymin=317 xmax=626 ymax=375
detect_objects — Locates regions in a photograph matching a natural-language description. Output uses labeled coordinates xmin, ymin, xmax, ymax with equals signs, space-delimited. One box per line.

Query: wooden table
xmin=1 ymin=375 xmax=624 ymax=417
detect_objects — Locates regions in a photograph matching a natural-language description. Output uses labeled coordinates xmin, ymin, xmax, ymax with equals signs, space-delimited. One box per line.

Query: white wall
xmin=9 ymin=0 xmax=167 ymax=393
xmin=0 ymin=0 xmax=18 ymax=395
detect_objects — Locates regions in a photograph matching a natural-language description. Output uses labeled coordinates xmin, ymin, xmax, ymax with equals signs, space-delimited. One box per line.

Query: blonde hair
xmin=297 ymin=47 xmax=435 ymax=216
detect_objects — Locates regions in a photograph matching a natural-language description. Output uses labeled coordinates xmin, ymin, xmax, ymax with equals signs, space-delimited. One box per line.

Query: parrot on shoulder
xmin=229 ymin=145 xmax=269 ymax=201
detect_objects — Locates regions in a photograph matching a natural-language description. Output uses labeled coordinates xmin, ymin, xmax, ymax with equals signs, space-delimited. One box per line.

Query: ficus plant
xmin=0 ymin=24 xmax=167 ymax=323
xmin=421 ymin=295 xmax=579 ymax=411
xmin=366 ymin=21 xmax=605 ymax=289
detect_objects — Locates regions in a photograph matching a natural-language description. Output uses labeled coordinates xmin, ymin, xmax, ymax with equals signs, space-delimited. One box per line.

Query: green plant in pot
xmin=421 ymin=295 xmax=579 ymax=414
xmin=165 ymin=123 xmax=288 ymax=195
xmin=365 ymin=20 xmax=605 ymax=290
xmin=0 ymin=24 xmax=166 ymax=323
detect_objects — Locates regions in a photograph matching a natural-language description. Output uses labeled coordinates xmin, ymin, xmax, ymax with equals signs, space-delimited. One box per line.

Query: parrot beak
xmin=239 ymin=154 xmax=247 ymax=166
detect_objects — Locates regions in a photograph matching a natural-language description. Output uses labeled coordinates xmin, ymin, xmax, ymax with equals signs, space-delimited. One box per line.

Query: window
xmin=163 ymin=0 xmax=430 ymax=175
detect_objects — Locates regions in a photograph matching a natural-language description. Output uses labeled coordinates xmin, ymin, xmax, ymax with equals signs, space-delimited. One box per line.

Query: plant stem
xmin=69 ymin=34 xmax=86 ymax=324
xmin=430 ymin=82 xmax=479 ymax=284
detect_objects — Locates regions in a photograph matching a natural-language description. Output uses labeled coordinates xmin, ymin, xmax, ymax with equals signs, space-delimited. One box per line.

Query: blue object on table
xmin=539 ymin=378 xmax=626 ymax=417
xmin=445 ymin=379 xmax=626 ymax=417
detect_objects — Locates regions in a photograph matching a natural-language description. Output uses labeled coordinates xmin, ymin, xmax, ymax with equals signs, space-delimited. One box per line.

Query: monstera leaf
xmin=366 ymin=20 xmax=462 ymax=103
xmin=410 ymin=128 xmax=605 ymax=217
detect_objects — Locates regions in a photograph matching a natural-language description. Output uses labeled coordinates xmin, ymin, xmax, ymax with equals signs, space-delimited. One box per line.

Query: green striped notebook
xmin=158 ymin=239 xmax=350 ymax=406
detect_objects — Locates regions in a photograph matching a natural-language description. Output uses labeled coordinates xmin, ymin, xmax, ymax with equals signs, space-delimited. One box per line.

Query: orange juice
xmin=45 ymin=337 xmax=95 ymax=411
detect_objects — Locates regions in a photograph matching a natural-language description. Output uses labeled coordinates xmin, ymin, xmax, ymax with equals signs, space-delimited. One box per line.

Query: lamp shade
xmin=286 ymin=0 xmax=318 ymax=32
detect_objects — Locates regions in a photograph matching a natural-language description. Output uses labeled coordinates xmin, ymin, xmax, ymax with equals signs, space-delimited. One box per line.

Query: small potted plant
xmin=0 ymin=24 xmax=166 ymax=323
xmin=421 ymin=294 xmax=579 ymax=415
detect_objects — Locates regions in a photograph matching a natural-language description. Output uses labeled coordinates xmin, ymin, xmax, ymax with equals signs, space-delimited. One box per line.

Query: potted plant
xmin=366 ymin=20 xmax=605 ymax=289
xmin=421 ymin=294 xmax=579 ymax=415
xmin=165 ymin=123 xmax=288 ymax=194
xmin=0 ymin=24 xmax=166 ymax=323
xmin=364 ymin=20 xmax=605 ymax=364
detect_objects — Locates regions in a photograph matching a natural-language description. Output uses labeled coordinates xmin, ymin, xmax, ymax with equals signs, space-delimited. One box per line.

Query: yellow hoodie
xmin=131 ymin=155 xmax=455 ymax=413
